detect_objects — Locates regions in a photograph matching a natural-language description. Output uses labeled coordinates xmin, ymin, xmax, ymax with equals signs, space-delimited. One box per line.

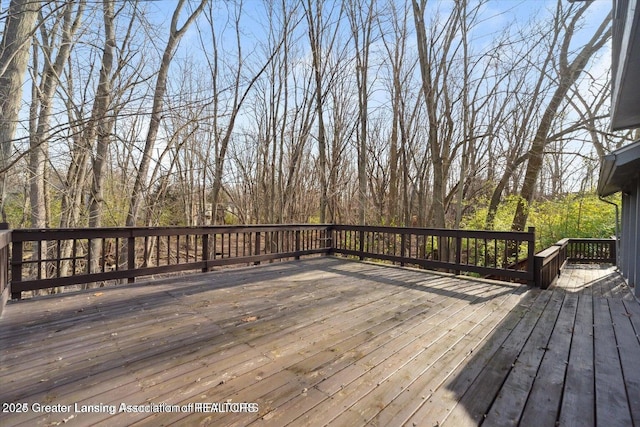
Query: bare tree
xmin=0 ymin=0 xmax=39 ymax=221
xmin=412 ymin=0 xmax=463 ymax=228
xmin=346 ymin=0 xmax=377 ymax=225
xmin=511 ymin=1 xmax=611 ymax=231
xmin=28 ymin=1 xmax=85 ymax=229
xmin=302 ymin=0 xmax=346 ymax=223
xmin=126 ymin=0 xmax=208 ymax=226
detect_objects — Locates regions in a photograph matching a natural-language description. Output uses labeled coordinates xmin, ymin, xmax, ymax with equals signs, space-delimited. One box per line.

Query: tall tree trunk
xmin=0 ymin=0 xmax=39 ymax=221
xmin=127 ymin=0 xmax=208 ymax=226
xmin=29 ymin=1 xmax=85 ymax=230
xmin=88 ymin=0 xmax=116 ymax=231
xmin=511 ymin=5 xmax=611 ymax=231
xmin=412 ymin=0 xmax=457 ymax=228
xmin=303 ymin=0 xmax=336 ymax=224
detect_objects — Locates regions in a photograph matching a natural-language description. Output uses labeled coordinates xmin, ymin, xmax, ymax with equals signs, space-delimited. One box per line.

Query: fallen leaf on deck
xmin=242 ymin=316 xmax=258 ymax=322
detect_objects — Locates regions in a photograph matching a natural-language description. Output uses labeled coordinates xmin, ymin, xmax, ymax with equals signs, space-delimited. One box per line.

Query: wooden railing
xmin=534 ymin=238 xmax=616 ymax=289
xmin=2 ymin=224 xmax=617 ymax=303
xmin=331 ymin=225 xmax=536 ymax=284
xmin=10 ymin=225 xmax=331 ymax=299
xmin=0 ymin=225 xmax=10 ymax=316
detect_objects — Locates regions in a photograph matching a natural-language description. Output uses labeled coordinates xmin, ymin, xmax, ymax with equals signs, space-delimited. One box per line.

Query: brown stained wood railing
xmin=534 ymin=237 xmax=616 ymax=289
xmin=4 ymin=224 xmax=616 ymax=300
xmin=331 ymin=225 xmax=536 ymax=284
xmin=10 ymin=225 xmax=332 ymax=299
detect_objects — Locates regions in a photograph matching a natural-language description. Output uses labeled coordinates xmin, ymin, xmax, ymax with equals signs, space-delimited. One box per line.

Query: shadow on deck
xmin=410 ymin=263 xmax=640 ymax=427
xmin=0 ymin=258 xmax=638 ymax=426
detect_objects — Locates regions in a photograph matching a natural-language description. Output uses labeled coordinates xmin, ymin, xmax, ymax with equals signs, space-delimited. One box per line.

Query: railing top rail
xmin=332 ymin=224 xmax=535 ymax=238
xmin=563 ymin=237 xmax=616 ymax=242
xmin=11 ymin=224 xmax=332 ymax=241
xmin=0 ymin=230 xmax=11 ymax=247
xmin=12 ymin=224 xmax=331 ymax=233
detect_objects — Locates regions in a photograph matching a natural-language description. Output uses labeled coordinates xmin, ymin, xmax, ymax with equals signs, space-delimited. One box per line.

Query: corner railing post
xmin=326 ymin=225 xmax=334 ymax=255
xmin=0 ymin=226 xmax=9 ymax=314
xmin=610 ymin=237 xmax=616 ymax=263
xmin=528 ymin=226 xmax=536 ymax=287
xmin=11 ymin=238 xmax=23 ymax=300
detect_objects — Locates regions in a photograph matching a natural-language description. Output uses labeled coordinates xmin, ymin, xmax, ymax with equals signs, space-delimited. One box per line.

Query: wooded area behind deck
xmin=0 ymin=0 xmax=630 ymax=236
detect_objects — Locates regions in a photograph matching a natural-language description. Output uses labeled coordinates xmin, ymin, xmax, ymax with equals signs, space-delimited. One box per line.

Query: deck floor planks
xmin=1 ymin=258 xmax=638 ymax=427
xmin=312 ymin=288 xmax=515 ymax=426
xmin=593 ymin=296 xmax=634 ymax=426
xmin=115 ymin=279 xmax=457 ymax=426
xmin=246 ymin=282 xmax=512 ymax=427
xmin=518 ymin=291 xmax=579 ymax=426
xmin=481 ymin=289 xmax=572 ymax=427
xmin=452 ymin=292 xmax=563 ymax=425
xmin=13 ymin=260 xmax=436 ymax=426
xmin=368 ymin=291 xmax=536 ymax=427
xmin=623 ymin=298 xmax=640 ymax=339
xmin=325 ymin=291 xmax=524 ymax=427
xmin=405 ymin=288 xmax=552 ymax=426
xmin=212 ymin=280 xmax=512 ymax=425
xmin=558 ymin=288 xmax=595 ymax=427
xmin=609 ymin=298 xmax=640 ymax=425
xmin=104 ymin=270 xmax=496 ymax=426
xmin=5 ymin=270 xmax=344 ymax=388
xmin=434 ymin=288 xmax=565 ymax=427
xmin=122 ymin=280 xmax=516 ymax=426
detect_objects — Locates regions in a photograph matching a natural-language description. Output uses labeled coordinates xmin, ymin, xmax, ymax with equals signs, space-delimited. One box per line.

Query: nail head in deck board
xmin=593 ymin=297 xmax=634 ymax=426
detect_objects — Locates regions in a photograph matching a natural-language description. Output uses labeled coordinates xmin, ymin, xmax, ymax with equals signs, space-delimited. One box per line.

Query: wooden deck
xmin=0 ymin=257 xmax=638 ymax=427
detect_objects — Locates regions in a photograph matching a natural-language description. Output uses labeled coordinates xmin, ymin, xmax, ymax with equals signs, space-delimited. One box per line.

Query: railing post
xmin=610 ymin=237 xmax=616 ymax=264
xmin=534 ymin=254 xmax=543 ymax=288
xmin=0 ymin=225 xmax=9 ymax=314
xmin=528 ymin=227 xmax=536 ymax=287
xmin=454 ymin=232 xmax=462 ymax=275
xmin=254 ymin=232 xmax=261 ymax=265
xmin=202 ymin=233 xmax=209 ymax=272
xmin=327 ymin=225 xmax=334 ymax=255
xmin=359 ymin=229 xmax=365 ymax=261
xmin=295 ymin=229 xmax=301 ymax=260
xmin=400 ymin=232 xmax=406 ymax=267
xmin=127 ymin=233 xmax=136 ymax=283
xmin=11 ymin=239 xmax=23 ymax=300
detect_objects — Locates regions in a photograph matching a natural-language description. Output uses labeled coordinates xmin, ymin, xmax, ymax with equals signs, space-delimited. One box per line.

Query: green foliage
xmin=462 ymin=192 xmax=620 ymax=251
xmin=3 ymin=192 xmax=27 ymax=228
xmin=224 ymin=212 xmax=239 ymax=225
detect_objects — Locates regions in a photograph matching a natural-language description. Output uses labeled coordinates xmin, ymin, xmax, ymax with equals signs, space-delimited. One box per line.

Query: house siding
xmin=621 ymin=178 xmax=640 ymax=298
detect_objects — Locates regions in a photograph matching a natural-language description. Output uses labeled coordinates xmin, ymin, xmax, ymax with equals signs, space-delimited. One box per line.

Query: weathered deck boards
xmin=0 ymin=258 xmax=637 ymax=426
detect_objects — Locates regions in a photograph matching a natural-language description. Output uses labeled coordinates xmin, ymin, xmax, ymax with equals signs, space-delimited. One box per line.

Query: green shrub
xmin=462 ymin=192 xmax=620 ymax=251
